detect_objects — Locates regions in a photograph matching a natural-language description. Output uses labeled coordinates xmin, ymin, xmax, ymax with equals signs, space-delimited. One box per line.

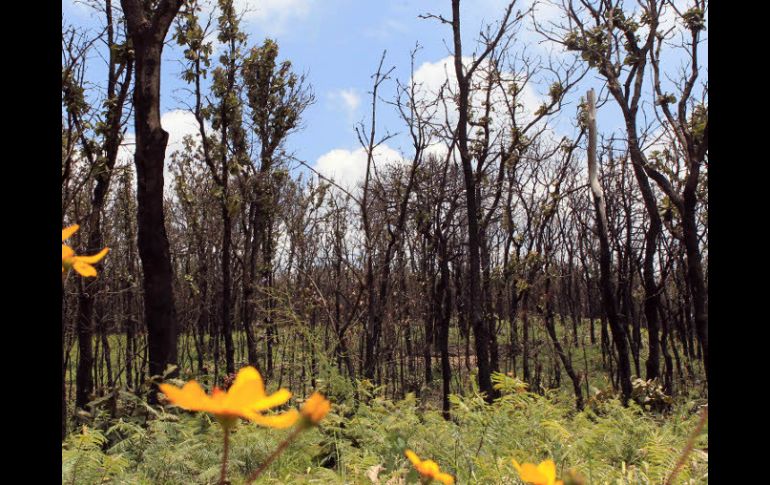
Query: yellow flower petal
xmin=160 ymin=367 xmax=297 ymax=428
xmin=224 ymin=367 xmax=268 ymax=408
xmin=405 ymin=450 xmax=421 ymax=467
xmin=300 ymin=392 xmax=331 ymax=424
xmin=61 ymin=226 xmax=108 ymax=278
xmin=512 ymin=459 xmax=563 ymax=485
xmin=251 ymin=388 xmax=292 ymax=412
xmin=517 ymin=463 xmax=547 ymax=483
xmin=405 ymin=450 xmax=453 ymax=484
xmin=160 ymin=381 xmax=212 ymax=412
xmin=436 ymin=472 xmax=455 ymax=484
xmin=537 ymin=460 xmax=557 ymax=484
xmin=62 ymin=244 xmax=75 ymax=260
xmin=423 ymin=460 xmax=440 ymax=475
xmin=62 ymin=225 xmax=79 ymax=241
xmin=73 ymin=261 xmax=97 ymax=277
xmin=233 ymin=366 xmax=266 ymax=394
xmin=74 ymin=247 xmax=110 ymax=264
xmin=246 ymin=409 xmax=300 ymax=428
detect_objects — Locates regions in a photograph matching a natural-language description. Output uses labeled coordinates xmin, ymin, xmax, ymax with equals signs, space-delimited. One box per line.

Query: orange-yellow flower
xmin=511 ymin=459 xmax=563 ymax=485
xmin=62 ymin=225 xmax=109 ymax=277
xmin=300 ymin=392 xmax=331 ymax=427
xmin=405 ymin=449 xmax=454 ymax=485
xmin=159 ymin=366 xmax=299 ymax=429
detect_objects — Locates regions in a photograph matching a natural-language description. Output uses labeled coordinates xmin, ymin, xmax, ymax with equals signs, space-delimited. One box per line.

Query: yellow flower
xmin=300 ymin=392 xmax=331 ymax=427
xmin=405 ymin=450 xmax=455 ymax=485
xmin=511 ymin=459 xmax=564 ymax=485
xmin=62 ymin=225 xmax=110 ymax=277
xmin=159 ymin=366 xmax=299 ymax=429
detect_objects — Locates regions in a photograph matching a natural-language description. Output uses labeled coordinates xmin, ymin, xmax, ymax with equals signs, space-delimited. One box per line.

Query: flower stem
xmin=246 ymin=426 xmax=304 ymax=484
xmin=665 ymin=405 xmax=708 ymax=485
xmin=219 ymin=426 xmax=231 ymax=485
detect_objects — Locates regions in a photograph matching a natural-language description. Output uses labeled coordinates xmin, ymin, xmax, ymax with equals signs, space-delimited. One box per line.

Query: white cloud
xmin=529 ymin=0 xmax=563 ymax=27
xmin=117 ymin=133 xmax=136 ymax=169
xmin=424 ymin=140 xmax=452 ymax=160
xmin=162 ymin=110 xmax=202 ymax=156
xmin=235 ymin=0 xmax=314 ymax=36
xmin=411 ymin=56 xmax=544 ymax=133
xmin=338 ymin=89 xmax=361 ymax=113
xmin=116 ymin=110 xmax=204 ymax=196
xmin=328 ymin=88 xmax=361 ymax=123
xmin=118 ymin=109 xmax=200 ymax=161
xmin=118 ymin=110 xmax=201 ymax=163
xmin=314 ymin=144 xmax=404 ymax=193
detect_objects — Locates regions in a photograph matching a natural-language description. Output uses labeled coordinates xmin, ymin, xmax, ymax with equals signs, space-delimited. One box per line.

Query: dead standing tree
xmin=541 ymin=0 xmax=669 ymax=384
xmin=62 ymin=21 xmax=97 ymax=439
xmin=359 ymin=52 xmax=395 ymax=381
xmin=209 ymin=0 xmax=248 ymax=376
xmin=646 ymin=1 xmax=708 ymax=383
xmin=418 ymin=0 xmax=520 ymax=402
xmin=585 ymin=88 xmax=632 ymax=403
xmin=121 ymin=0 xmax=183 ymax=398
xmin=242 ymin=38 xmax=314 ymax=377
xmin=75 ymin=0 xmax=135 ymax=412
xmin=447 ymin=0 xmax=517 ymax=403
xmin=358 ymin=54 xmax=424 ymax=381
xmin=543 ymin=0 xmax=707 ymax=384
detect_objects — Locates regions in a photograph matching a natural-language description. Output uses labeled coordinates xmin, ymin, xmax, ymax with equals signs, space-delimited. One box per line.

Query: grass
xmin=63 ymin=372 xmax=708 ymax=484
xmin=63 ymin=317 xmax=707 ymax=484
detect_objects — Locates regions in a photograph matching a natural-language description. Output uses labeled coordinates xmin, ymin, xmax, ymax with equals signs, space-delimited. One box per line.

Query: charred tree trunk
xmin=242 ymin=199 xmax=260 ymax=368
xmin=122 ymin=0 xmax=183 ymax=400
xmin=543 ymin=257 xmax=583 ymax=410
xmin=74 ymin=3 xmax=133 ymax=410
xmin=682 ymin=192 xmax=708 ymax=383
xmin=449 ymin=0 xmax=510 ymax=402
xmin=75 ymin=276 xmax=95 ymax=409
xmin=586 ymin=89 xmax=632 ymax=403
xmin=62 ymin=279 xmax=67 ymax=440
xmin=436 ymin=233 xmax=453 ymax=419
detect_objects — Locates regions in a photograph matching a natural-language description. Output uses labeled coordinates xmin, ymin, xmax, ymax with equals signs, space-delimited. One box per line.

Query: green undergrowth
xmin=62 ymin=373 xmax=707 ymax=484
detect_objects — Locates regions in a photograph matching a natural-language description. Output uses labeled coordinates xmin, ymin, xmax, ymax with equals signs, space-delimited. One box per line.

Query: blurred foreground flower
xmin=160 ymin=366 xmax=298 ymax=485
xmin=246 ymin=391 xmax=333 ymax=483
xmin=159 ymin=366 xmax=298 ymax=429
xmin=300 ymin=391 xmax=331 ymax=427
xmin=62 ymin=225 xmax=109 ymax=277
xmin=405 ymin=449 xmax=454 ymax=484
xmin=511 ymin=459 xmax=563 ymax=485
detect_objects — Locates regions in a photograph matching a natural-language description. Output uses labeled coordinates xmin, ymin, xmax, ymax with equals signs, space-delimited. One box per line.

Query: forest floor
xmin=62 ymin=330 xmax=708 ymax=484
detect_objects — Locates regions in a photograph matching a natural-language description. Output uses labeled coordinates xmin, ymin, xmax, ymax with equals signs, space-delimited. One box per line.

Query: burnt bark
xmin=122 ymin=0 xmax=183 ymax=398
xmin=586 ymin=89 xmax=632 ymax=402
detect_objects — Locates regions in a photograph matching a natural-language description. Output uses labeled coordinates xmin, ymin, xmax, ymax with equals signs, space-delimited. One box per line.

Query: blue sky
xmin=63 ymin=0 xmax=706 ymax=189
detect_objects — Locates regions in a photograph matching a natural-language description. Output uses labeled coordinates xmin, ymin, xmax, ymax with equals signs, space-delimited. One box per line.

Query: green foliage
xmin=63 ymin=426 xmax=129 ymax=484
xmin=62 ymin=69 xmax=89 ymax=119
xmin=564 ymin=27 xmax=609 ymax=69
xmin=63 ymin=385 xmax=706 ymax=484
xmin=681 ymin=8 xmax=706 ymax=32
xmin=491 ymin=371 xmax=530 ymax=396
xmin=689 ymin=104 xmax=708 ymax=144
xmin=174 ymin=0 xmax=214 ymax=81
xmin=655 ymin=93 xmax=677 ymax=106
xmin=631 ymin=378 xmax=673 ymax=412
xmin=242 ymin=38 xmax=314 ymax=155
